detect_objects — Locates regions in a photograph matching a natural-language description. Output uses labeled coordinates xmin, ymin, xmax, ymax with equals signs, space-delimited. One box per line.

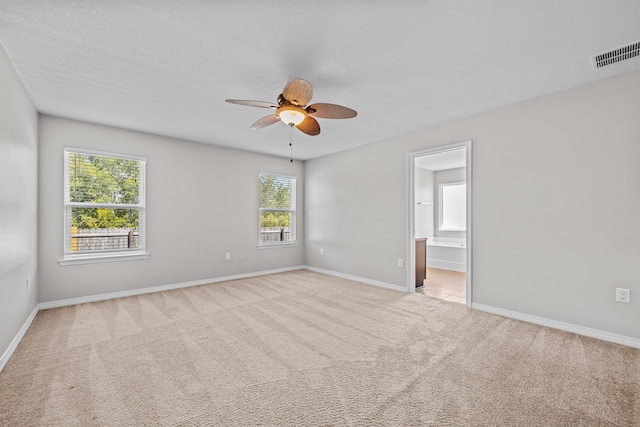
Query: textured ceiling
xmin=1 ymin=1 xmax=639 ymax=160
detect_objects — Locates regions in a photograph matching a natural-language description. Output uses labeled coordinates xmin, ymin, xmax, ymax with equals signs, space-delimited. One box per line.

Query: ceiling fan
xmin=226 ymin=79 xmax=357 ymax=136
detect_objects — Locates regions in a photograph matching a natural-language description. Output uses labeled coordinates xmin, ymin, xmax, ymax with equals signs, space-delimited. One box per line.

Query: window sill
xmin=59 ymin=251 xmax=150 ymax=266
xmin=257 ymin=242 xmax=298 ymax=249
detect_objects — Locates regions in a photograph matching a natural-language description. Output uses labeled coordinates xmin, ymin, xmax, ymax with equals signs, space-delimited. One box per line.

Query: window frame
xmin=60 ymin=147 xmax=149 ymax=265
xmin=439 ymin=181 xmax=467 ymax=232
xmin=257 ymin=172 xmax=297 ymax=248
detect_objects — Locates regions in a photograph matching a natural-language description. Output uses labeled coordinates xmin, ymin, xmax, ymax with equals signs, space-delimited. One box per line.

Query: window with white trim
xmin=62 ymin=148 xmax=147 ymax=263
xmin=439 ymin=182 xmax=466 ymax=231
xmin=258 ymin=173 xmax=296 ymax=246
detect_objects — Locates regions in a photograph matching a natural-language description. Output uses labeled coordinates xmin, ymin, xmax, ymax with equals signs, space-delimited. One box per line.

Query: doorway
xmin=406 ymin=141 xmax=472 ymax=307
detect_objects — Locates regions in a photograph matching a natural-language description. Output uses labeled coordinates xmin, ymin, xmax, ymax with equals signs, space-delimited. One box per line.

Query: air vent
xmin=592 ymin=41 xmax=640 ymax=69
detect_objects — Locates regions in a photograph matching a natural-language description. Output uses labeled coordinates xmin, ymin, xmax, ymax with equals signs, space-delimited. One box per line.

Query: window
xmin=61 ymin=148 xmax=147 ymax=264
xmin=258 ymin=173 xmax=296 ymax=247
xmin=439 ymin=182 xmax=466 ymax=231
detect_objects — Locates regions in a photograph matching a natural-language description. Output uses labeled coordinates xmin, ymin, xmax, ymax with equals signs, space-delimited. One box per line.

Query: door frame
xmin=405 ymin=140 xmax=473 ymax=307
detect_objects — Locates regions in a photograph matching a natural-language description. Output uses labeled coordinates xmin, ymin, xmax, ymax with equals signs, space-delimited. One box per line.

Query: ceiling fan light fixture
xmin=227 ymin=79 xmax=356 ymax=137
xmin=277 ymin=105 xmax=307 ymax=126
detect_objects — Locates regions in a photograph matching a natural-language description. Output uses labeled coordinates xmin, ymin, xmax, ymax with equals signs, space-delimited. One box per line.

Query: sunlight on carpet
xmin=1 ymin=270 xmax=638 ymax=426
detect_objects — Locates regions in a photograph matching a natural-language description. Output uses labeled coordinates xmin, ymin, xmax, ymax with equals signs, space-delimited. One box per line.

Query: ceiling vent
xmin=592 ymin=41 xmax=640 ymax=69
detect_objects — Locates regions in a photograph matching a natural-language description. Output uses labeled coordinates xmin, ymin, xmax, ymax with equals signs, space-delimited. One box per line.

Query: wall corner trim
xmin=0 ymin=305 xmax=39 ymax=373
xmin=471 ymin=303 xmax=640 ymax=349
xmin=302 ymin=265 xmax=406 ymax=292
xmin=38 ymin=266 xmax=307 ymax=310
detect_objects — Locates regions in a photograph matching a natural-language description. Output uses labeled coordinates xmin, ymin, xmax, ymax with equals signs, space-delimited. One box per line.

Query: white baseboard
xmin=2 ymin=266 xmax=308 ymax=373
xmin=427 ymin=259 xmax=466 ymax=272
xmin=2 ymin=265 xmax=401 ymax=372
xmin=472 ymin=303 xmax=640 ymax=349
xmin=0 ymin=305 xmax=39 ymax=373
xmin=5 ymin=269 xmax=638 ymax=374
xmin=302 ymin=265 xmax=407 ymax=292
xmin=39 ymin=265 xmax=306 ymax=310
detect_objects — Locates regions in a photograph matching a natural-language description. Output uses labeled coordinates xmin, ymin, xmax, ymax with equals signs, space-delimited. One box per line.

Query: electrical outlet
xmin=397 ymin=258 xmax=404 ymax=268
xmin=616 ymin=288 xmax=630 ymax=303
xmin=225 ymin=252 xmax=231 ymax=261
xmin=320 ymin=248 xmax=324 ymax=256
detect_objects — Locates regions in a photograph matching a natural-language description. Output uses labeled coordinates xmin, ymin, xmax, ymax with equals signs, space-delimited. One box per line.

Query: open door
xmin=406 ymin=141 xmax=472 ymax=307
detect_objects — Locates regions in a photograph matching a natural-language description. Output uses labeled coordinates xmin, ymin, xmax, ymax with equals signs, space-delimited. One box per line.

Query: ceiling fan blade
xmin=226 ymin=99 xmax=277 ymax=109
xmin=282 ymin=79 xmax=313 ymax=106
xmin=251 ymin=114 xmax=280 ymax=129
xmin=307 ymin=103 xmax=357 ymax=119
xmin=296 ymin=116 xmax=320 ymax=136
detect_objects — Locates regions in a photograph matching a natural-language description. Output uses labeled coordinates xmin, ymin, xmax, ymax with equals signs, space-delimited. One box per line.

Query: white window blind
xmin=259 ymin=173 xmax=296 ymax=245
xmin=63 ymin=148 xmax=146 ymax=260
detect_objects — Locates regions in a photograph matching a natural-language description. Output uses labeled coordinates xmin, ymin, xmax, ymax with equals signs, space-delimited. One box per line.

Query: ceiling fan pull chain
xmin=289 ymin=123 xmax=294 ymax=162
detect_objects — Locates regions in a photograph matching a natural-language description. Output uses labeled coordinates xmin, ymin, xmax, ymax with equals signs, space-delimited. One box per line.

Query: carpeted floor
xmin=1 ymin=270 xmax=638 ymax=426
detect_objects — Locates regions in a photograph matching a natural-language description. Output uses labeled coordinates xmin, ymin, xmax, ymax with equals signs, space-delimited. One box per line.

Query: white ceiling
xmin=1 ymin=1 xmax=639 ymax=161
xmin=415 ymin=149 xmax=466 ymax=172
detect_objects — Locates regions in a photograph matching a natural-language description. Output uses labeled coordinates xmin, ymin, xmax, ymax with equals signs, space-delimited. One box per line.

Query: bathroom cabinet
xmin=415 ymin=238 xmax=427 ymax=290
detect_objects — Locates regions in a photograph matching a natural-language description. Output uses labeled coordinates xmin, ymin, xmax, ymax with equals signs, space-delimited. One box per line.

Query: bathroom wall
xmin=414 ymin=167 xmax=434 ymax=238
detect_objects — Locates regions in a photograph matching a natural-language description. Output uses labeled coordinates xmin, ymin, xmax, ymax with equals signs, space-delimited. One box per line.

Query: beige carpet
xmin=1 ymin=270 xmax=638 ymax=426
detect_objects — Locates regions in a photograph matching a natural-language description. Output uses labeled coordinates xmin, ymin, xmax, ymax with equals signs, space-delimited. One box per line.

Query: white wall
xmin=305 ymin=145 xmax=407 ymax=286
xmin=305 ymin=70 xmax=640 ymax=339
xmin=414 ymin=167 xmax=434 ymax=238
xmin=434 ymin=167 xmax=466 ymax=239
xmin=0 ymin=43 xmax=38 ymax=359
xmin=39 ymin=116 xmax=304 ymax=302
